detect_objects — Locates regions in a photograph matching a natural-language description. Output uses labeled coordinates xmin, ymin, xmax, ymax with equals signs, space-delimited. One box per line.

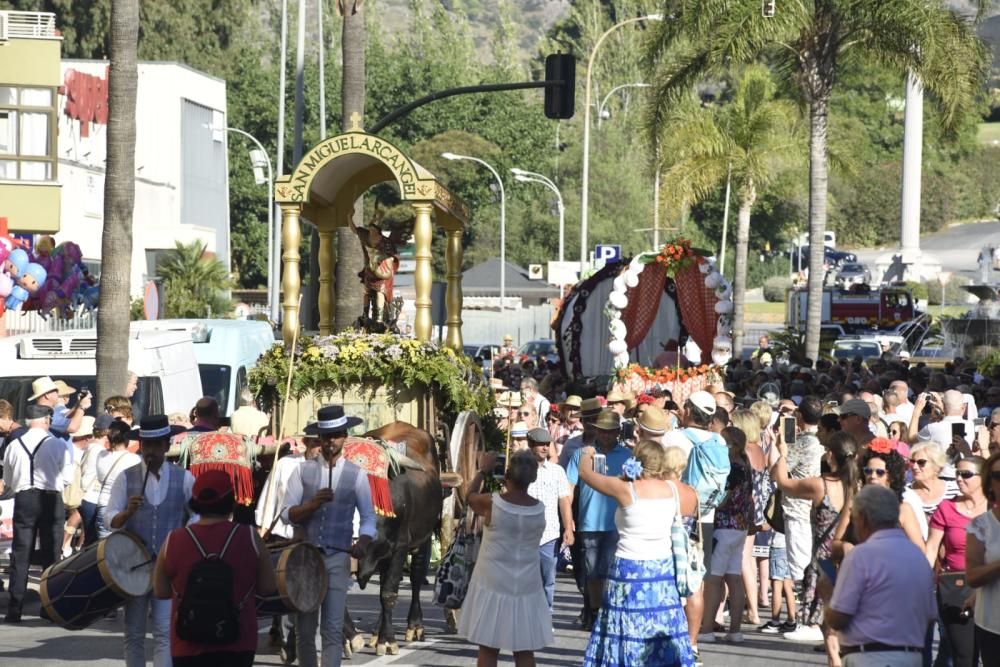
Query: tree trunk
xmin=96 ymin=0 xmax=139 ymax=407
xmin=731 ymin=184 xmax=756 ymax=359
xmin=804 ymin=95 xmax=830 ymax=365
xmin=333 ymin=2 xmax=366 ymax=332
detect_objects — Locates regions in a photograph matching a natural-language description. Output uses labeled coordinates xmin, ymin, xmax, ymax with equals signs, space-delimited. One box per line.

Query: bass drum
xmin=40 ymin=531 xmax=153 ymax=630
xmin=256 ymin=540 xmax=327 ymax=617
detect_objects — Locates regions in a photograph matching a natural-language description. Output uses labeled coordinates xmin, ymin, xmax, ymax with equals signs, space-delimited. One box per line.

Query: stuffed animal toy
xmin=6 ymin=262 xmax=47 ymax=311
xmin=1 ymin=248 xmax=29 ymax=299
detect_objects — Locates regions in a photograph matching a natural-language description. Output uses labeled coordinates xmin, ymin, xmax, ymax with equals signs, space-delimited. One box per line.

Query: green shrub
xmin=763 ymin=276 xmax=792 ymax=302
xmin=926 ymin=276 xmax=971 ymax=306
xmin=903 ymin=281 xmax=928 ymax=302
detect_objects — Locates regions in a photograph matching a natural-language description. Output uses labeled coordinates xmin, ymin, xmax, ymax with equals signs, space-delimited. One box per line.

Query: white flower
xmin=624 ymin=271 xmax=639 ymax=288
xmin=608 ymin=291 xmax=628 ymax=309
xmin=609 ymin=339 xmax=628 ymax=355
xmin=609 ymin=319 xmax=627 ymax=340
xmin=613 ymin=275 xmax=627 ymax=293
xmin=714 ymin=300 xmax=733 ymax=314
xmin=705 ymin=271 xmax=722 ymax=289
xmin=614 ymin=351 xmax=631 ymax=367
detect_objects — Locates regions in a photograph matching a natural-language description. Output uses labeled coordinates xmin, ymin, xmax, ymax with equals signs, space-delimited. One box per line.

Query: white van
xmin=130 ymin=319 xmax=276 ymax=416
xmin=0 ymin=328 xmax=202 ymax=419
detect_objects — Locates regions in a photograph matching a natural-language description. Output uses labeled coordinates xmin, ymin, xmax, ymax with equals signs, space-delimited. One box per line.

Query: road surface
xmin=1 ymin=565 xmax=828 ymax=666
xmin=853 ymin=220 xmax=1000 ymax=279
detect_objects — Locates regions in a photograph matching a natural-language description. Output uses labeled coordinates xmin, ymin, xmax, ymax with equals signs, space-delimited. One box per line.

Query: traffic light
xmin=544 ymin=53 xmax=575 ymax=120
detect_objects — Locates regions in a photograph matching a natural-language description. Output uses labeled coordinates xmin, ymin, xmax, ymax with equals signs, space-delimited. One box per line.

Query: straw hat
xmin=606 ymin=389 xmax=635 ymax=410
xmin=593 ymin=409 xmax=622 ymax=431
xmin=497 ymin=391 xmax=522 ymax=408
xmin=28 ymin=376 xmax=60 ymax=401
xmin=580 ymin=398 xmax=603 ymax=421
xmin=560 ymin=395 xmax=583 ymax=411
xmin=53 ymin=380 xmax=77 ymax=397
xmin=511 ymin=422 xmax=529 ymax=438
xmin=636 ymin=407 xmax=669 ymax=435
xmin=490 ymin=377 xmax=507 ymax=390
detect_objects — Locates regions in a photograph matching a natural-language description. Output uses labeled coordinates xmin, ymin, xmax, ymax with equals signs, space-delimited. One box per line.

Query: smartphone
xmin=952 ymin=422 xmax=967 ymax=441
xmin=781 ymin=415 xmax=796 ymax=445
xmin=493 ymin=455 xmax=506 ymax=478
xmin=592 ymin=453 xmax=607 ymax=475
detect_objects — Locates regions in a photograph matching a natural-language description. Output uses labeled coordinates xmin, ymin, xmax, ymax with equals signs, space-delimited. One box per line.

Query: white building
xmin=57 ymin=60 xmax=230 ymax=295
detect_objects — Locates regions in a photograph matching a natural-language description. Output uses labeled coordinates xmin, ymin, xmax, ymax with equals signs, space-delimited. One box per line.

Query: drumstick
xmin=141 ymin=466 xmax=150 ymax=500
xmin=130 ymin=557 xmax=155 ymax=571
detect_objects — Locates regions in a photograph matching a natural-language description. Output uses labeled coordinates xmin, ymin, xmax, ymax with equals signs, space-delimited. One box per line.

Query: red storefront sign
xmin=61 ymin=68 xmax=109 ymax=137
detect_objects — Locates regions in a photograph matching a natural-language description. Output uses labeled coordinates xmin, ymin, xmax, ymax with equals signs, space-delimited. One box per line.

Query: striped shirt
xmin=527 ymin=460 xmax=571 ymax=545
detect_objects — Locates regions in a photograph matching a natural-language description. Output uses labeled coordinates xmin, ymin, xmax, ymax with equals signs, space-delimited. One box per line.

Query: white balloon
xmin=608 ymin=291 xmax=628 ymax=310
xmin=608 ymin=339 xmax=629 ymax=356
xmin=715 ymin=300 xmax=733 ymax=314
xmin=624 ymin=271 xmax=639 ymax=288
xmin=704 ymin=272 xmax=722 ymax=289
xmin=609 ymin=319 xmax=627 ymax=339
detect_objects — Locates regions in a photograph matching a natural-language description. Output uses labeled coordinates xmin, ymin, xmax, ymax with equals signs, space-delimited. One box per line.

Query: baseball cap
xmin=688 ymin=391 xmax=717 ymax=416
xmin=191 ymin=470 xmax=234 ymax=512
xmin=839 ymin=398 xmax=871 ymax=420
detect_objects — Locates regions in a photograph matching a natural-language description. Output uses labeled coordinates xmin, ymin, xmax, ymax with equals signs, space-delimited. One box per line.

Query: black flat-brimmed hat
xmin=128 ymin=414 xmax=185 ymax=442
xmin=304 ymin=405 xmax=363 ymax=436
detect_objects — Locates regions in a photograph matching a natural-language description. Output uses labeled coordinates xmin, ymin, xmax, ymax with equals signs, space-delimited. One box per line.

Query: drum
xmin=39 ymin=531 xmax=153 ymax=630
xmin=256 ymin=540 xmax=326 ymax=616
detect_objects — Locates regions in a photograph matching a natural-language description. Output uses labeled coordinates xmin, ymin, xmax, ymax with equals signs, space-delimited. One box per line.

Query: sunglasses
xmin=956 ymin=470 xmax=978 ymax=480
xmin=863 ymin=467 xmax=888 ymax=478
xmin=518 ymin=411 xmax=531 ymax=417
xmin=910 ymin=458 xmax=928 ymax=468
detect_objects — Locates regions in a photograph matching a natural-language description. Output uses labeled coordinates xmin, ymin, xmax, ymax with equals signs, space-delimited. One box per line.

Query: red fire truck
xmin=786 ymin=285 xmax=917 ymax=332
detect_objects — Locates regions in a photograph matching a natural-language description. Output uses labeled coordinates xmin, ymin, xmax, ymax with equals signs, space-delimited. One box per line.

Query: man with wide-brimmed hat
xmin=525 ymin=427 xmax=573 ymax=612
xmin=30 ymin=375 xmax=91 ymax=440
xmin=3 ymin=404 xmax=72 ymax=623
xmin=558 ymin=397 xmax=603 ymax=468
xmin=566 ymin=408 xmax=630 ymax=629
xmin=634 ymin=406 xmax=670 ymax=447
xmin=107 ymin=414 xmax=192 ymax=665
xmin=282 ymin=405 xmax=376 ymax=667
xmin=553 ymin=395 xmax=584 ymax=448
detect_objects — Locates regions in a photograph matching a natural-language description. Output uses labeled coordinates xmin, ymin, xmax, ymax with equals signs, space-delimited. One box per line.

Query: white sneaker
xmin=697 ymin=632 xmax=717 ymax=644
xmin=783 ymin=625 xmax=823 ymax=642
xmin=721 ymin=632 xmax=744 ymax=643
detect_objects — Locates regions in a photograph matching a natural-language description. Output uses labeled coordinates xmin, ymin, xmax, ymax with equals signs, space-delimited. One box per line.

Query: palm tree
xmin=645 ymin=0 xmax=989 ymax=362
xmin=96 ymin=0 xmax=139 ymax=405
xmin=156 ymin=241 xmax=234 ymax=318
xmin=656 ymin=66 xmax=798 ymax=357
xmin=334 ymin=0 xmax=367 ymax=331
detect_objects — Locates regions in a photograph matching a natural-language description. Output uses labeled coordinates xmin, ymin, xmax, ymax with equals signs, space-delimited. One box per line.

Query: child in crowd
xmin=758 ymin=530 xmax=797 ymax=634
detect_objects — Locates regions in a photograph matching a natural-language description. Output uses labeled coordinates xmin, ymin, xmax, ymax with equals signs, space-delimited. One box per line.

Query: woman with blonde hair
xmin=578 ymin=440 xmax=695 ymax=666
xmin=732 ymin=408 xmax=772 ymax=625
xmin=908 ymin=441 xmax=959 ymax=522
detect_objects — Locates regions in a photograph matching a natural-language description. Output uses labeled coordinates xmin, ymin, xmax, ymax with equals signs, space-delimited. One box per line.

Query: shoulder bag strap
xmin=98 ymin=453 xmax=127 ymax=500
xmin=185 ymin=525 xmax=209 ymax=558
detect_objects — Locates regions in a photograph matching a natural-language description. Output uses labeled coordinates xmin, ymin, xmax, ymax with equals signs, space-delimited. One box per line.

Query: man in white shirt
xmin=521 ymin=377 xmax=550 ymax=423
xmin=559 ymin=398 xmax=603 ymax=468
xmin=525 ymin=427 xmax=573 ymax=611
xmin=231 ymin=388 xmax=271 ymax=437
xmin=887 ymin=381 xmax=914 ymax=426
xmin=108 ymin=414 xmax=193 ymax=667
xmin=3 ymin=405 xmax=72 ymax=623
xmin=283 ymin=405 xmax=375 ymax=667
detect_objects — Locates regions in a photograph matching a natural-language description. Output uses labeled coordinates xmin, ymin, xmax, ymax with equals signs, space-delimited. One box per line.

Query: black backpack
xmin=175 ymin=523 xmax=247 ymax=644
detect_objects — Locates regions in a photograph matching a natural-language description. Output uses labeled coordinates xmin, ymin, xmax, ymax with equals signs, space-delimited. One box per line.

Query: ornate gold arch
xmin=274 ymin=127 xmax=468 ymax=348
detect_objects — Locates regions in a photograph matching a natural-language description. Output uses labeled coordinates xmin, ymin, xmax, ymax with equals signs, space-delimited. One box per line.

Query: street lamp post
xmin=580 ymin=14 xmax=663 ymax=274
xmin=597 ymin=82 xmax=651 ymax=129
xmin=510 ymin=168 xmax=564 ymax=263
xmin=442 ymin=152 xmax=506 ymax=313
xmin=224 ymin=126 xmax=277 ymax=322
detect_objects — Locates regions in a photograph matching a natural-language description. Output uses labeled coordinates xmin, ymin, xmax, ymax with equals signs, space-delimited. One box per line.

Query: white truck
xmin=0 ymin=327 xmax=203 ymax=419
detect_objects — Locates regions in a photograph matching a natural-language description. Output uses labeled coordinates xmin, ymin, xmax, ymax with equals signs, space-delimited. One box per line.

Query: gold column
xmin=412 ymin=202 xmax=434 ymax=342
xmin=280 ymin=203 xmax=302 ymax=347
xmin=318 ymin=227 xmax=336 ymax=335
xmin=445 ymin=227 xmax=464 ymax=349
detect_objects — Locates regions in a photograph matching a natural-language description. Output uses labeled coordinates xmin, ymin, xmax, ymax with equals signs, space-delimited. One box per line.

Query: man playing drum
xmin=283 ymin=405 xmax=376 ymax=667
xmin=107 ymin=414 xmax=192 ymax=667
xmin=4 ymin=404 xmax=72 ymax=623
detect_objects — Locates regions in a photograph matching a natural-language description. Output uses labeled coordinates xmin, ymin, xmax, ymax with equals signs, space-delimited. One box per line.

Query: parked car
xmin=463 ymin=343 xmax=497 ymax=370
xmin=836 ymin=262 xmax=871 ymax=287
xmin=517 ymin=339 xmax=557 ymax=359
xmin=792 ymin=245 xmax=858 ymax=271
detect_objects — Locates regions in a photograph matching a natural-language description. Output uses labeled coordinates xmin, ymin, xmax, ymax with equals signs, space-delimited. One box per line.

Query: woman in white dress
xmin=459 ymin=449 xmax=553 ymax=667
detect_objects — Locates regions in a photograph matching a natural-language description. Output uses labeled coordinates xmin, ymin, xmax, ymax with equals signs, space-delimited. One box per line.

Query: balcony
xmin=0 ymin=11 xmax=58 ymax=40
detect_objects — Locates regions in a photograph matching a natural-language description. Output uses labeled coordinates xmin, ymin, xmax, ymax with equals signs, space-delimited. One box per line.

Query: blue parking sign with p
xmin=595 ymin=244 xmax=621 ymax=263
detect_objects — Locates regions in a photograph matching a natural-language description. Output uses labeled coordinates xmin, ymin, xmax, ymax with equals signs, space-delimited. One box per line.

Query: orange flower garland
xmin=653 ymin=238 xmax=704 ymax=277
xmin=615 ymin=363 xmax=716 ymax=385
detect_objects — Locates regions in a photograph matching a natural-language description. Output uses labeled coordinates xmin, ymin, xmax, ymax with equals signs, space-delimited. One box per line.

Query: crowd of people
xmin=477 ymin=335 xmax=1000 ymax=666
xmin=3 ymin=328 xmax=1000 ymax=667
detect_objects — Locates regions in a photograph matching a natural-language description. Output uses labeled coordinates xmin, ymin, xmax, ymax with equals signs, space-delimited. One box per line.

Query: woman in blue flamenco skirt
xmin=577 ymin=441 xmax=695 ymax=667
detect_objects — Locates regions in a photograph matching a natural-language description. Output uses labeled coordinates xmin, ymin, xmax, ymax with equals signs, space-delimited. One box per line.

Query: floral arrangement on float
xmin=605 ymin=238 xmax=733 ymax=400
xmin=249 ymin=329 xmax=494 ymax=416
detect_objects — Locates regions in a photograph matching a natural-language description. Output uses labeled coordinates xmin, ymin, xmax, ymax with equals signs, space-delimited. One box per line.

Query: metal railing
xmin=1 ymin=11 xmax=58 ymax=39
